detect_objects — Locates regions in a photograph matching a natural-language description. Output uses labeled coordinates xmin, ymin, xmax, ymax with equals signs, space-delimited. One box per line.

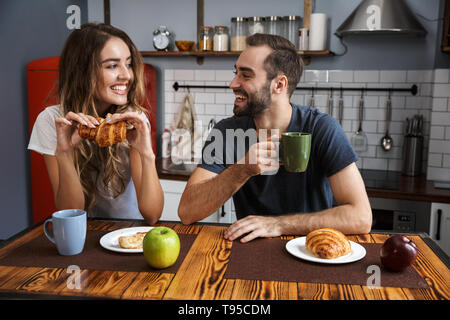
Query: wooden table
xmin=0 ymin=219 xmax=448 ymax=300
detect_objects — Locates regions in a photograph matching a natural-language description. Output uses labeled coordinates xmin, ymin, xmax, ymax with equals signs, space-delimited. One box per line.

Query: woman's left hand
xmin=107 ymin=111 xmax=154 ymax=158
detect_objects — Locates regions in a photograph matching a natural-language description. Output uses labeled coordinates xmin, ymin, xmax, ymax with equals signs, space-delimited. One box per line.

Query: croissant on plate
xmin=78 ymin=114 xmax=127 ymax=147
xmin=305 ymin=228 xmax=351 ymax=259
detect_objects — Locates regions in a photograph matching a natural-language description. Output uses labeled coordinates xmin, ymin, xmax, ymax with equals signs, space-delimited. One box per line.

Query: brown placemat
xmin=0 ymin=230 xmax=196 ymax=273
xmin=223 ymin=238 xmax=429 ymax=289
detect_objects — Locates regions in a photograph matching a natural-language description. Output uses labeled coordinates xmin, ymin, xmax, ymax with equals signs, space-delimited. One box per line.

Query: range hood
xmin=335 ymin=0 xmax=427 ymax=36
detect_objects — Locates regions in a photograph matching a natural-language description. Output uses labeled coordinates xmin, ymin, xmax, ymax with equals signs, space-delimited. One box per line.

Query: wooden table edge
xmin=0 ymin=220 xmax=448 ymax=300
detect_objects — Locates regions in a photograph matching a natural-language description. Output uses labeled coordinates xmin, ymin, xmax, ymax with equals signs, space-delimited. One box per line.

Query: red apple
xmin=380 ymin=235 xmax=418 ymax=272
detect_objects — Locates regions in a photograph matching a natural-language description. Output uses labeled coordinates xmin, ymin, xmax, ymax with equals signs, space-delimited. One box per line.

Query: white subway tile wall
xmin=427 ymin=69 xmax=450 ymax=181
xmin=164 ymin=69 xmax=450 ymax=179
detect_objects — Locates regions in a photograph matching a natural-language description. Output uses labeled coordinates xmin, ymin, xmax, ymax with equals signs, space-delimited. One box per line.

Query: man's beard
xmin=233 ymin=81 xmax=271 ymax=117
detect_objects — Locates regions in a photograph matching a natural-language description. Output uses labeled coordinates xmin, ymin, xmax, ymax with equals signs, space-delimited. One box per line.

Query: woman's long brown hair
xmin=58 ymin=23 xmax=147 ymax=210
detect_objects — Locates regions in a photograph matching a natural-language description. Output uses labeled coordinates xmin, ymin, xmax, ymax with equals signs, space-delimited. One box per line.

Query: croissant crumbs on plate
xmin=118 ymin=232 xmax=147 ymax=249
xmin=78 ymin=114 xmax=127 ymax=147
xmin=306 ymin=228 xmax=351 ymax=259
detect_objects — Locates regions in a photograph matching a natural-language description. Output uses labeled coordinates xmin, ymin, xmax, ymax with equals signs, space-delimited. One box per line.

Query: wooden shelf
xmin=138 ymin=1 xmax=327 ymax=64
xmin=141 ymin=50 xmax=332 ymax=57
xmin=140 ymin=50 xmax=333 ymax=65
xmin=141 ymin=50 xmax=241 ymax=57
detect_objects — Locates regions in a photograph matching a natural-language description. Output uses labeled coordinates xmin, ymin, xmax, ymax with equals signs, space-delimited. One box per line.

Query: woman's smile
xmin=96 ymin=36 xmax=134 ymax=112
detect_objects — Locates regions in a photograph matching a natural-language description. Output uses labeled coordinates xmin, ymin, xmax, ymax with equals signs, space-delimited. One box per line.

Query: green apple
xmin=143 ymin=227 xmax=180 ymax=269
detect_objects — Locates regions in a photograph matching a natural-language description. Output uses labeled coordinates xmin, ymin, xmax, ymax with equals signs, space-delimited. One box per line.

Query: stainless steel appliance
xmin=429 ymin=203 xmax=450 ymax=257
xmin=335 ymin=0 xmax=427 ymax=36
xmin=370 ymin=197 xmax=431 ymax=233
xmin=402 ymin=115 xmax=424 ymax=176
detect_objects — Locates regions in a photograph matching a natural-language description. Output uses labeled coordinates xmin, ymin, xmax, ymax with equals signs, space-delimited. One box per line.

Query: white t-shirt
xmin=28 ymin=105 xmax=149 ymax=220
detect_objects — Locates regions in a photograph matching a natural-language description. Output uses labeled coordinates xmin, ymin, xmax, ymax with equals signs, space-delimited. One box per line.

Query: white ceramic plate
xmin=285 ymin=236 xmax=366 ymax=264
xmin=99 ymin=227 xmax=153 ymax=253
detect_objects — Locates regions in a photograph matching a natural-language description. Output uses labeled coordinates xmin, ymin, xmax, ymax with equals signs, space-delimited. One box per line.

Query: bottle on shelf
xmin=265 ymin=16 xmax=282 ymax=36
xmin=231 ymin=17 xmax=247 ymax=51
xmin=283 ymin=15 xmax=302 ymax=49
xmin=162 ymin=129 xmax=171 ymax=158
xmin=298 ymin=28 xmax=309 ymax=51
xmin=247 ymin=16 xmax=265 ymax=36
xmin=198 ymin=26 xmax=213 ymax=51
xmin=213 ymin=26 xmax=229 ymax=51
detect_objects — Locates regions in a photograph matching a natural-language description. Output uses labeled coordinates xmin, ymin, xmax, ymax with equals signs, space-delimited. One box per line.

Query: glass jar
xmin=265 ymin=16 xmax=282 ymax=36
xmin=283 ymin=16 xmax=302 ymax=48
xmin=298 ymin=28 xmax=309 ymax=51
xmin=213 ymin=26 xmax=229 ymax=51
xmin=247 ymin=16 xmax=265 ymax=36
xmin=198 ymin=26 xmax=213 ymax=51
xmin=231 ymin=17 xmax=247 ymax=51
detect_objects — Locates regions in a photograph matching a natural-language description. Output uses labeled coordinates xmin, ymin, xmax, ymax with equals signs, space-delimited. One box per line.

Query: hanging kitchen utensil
xmin=338 ymin=87 xmax=344 ymax=125
xmin=381 ymin=91 xmax=393 ymax=151
xmin=402 ymin=113 xmax=424 ymax=176
xmin=413 ymin=114 xmax=423 ymax=136
xmin=411 ymin=115 xmax=418 ymax=136
xmin=417 ymin=115 xmax=423 ymax=136
xmin=207 ymin=118 xmax=216 ymax=135
xmin=405 ymin=117 xmax=410 ymax=136
xmin=327 ymin=88 xmax=333 ymax=117
xmin=308 ymin=87 xmax=315 ymax=108
xmin=351 ymin=89 xmax=368 ymax=152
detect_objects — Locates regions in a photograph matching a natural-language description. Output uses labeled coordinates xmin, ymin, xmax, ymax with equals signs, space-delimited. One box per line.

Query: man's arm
xmin=178 ymin=166 xmax=250 ymax=225
xmin=224 ymin=162 xmax=372 ymax=242
xmin=178 ymin=139 xmax=279 ymax=224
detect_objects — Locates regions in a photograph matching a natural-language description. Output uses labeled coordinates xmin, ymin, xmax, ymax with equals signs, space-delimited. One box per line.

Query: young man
xmin=178 ymin=33 xmax=372 ymax=243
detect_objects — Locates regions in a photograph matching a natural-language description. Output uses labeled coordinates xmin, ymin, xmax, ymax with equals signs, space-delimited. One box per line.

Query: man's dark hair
xmin=246 ymin=33 xmax=303 ymax=97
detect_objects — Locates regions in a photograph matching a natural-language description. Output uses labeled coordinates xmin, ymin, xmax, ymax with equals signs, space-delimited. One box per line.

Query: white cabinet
xmin=160 ymin=179 xmax=186 ymax=222
xmin=429 ymin=203 xmax=450 ymax=257
xmin=160 ymin=179 xmax=236 ymax=224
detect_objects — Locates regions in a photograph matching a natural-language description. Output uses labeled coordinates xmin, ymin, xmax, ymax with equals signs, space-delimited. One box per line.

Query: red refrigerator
xmin=27 ymin=57 xmax=157 ymax=224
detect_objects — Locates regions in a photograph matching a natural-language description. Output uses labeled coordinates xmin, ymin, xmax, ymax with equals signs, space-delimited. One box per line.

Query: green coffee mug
xmin=281 ymin=132 xmax=311 ymax=172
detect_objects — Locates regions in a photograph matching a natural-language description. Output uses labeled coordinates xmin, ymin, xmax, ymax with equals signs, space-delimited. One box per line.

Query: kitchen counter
xmin=156 ymin=157 xmax=193 ymax=181
xmin=362 ymin=169 xmax=450 ymax=203
xmin=156 ymin=158 xmax=450 ymax=203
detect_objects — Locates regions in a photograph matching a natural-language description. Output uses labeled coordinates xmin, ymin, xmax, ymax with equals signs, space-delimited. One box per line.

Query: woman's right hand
xmin=55 ymin=112 xmax=99 ymax=154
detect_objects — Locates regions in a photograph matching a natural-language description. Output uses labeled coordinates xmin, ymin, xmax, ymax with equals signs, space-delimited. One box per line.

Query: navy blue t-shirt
xmin=198 ymin=104 xmax=358 ymax=219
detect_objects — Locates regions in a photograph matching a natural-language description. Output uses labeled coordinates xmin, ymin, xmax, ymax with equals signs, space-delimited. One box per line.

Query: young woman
xmin=28 ymin=23 xmax=163 ymax=225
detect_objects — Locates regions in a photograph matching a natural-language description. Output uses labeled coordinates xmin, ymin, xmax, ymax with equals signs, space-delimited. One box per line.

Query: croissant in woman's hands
xmin=105 ymin=112 xmax=154 ymax=158
xmin=78 ymin=114 xmax=127 ymax=147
